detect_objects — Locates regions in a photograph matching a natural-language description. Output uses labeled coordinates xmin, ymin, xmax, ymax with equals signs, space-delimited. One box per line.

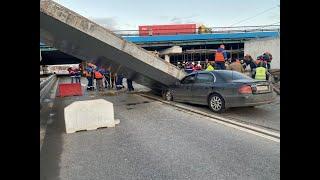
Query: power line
xmin=229 ymin=6 xmax=278 ymax=26
xmin=261 ymin=22 xmax=280 ymax=28
xmin=270 ymin=21 xmax=280 ymax=25
xmin=229 ymin=6 xmax=279 ymax=27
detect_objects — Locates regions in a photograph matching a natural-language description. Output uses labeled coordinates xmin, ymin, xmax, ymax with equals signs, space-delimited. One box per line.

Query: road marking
xmin=138 ymin=93 xmax=280 ymax=143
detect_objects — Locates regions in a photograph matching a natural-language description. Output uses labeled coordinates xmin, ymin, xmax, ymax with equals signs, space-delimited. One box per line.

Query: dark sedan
xmin=162 ymin=70 xmax=275 ymax=113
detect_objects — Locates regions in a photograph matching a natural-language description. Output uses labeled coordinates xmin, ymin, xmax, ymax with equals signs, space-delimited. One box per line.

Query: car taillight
xmin=239 ymin=85 xmax=252 ymax=94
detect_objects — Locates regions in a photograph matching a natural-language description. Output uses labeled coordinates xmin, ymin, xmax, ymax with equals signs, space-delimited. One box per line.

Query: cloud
xmin=170 ymin=17 xmax=183 ymax=23
xmin=90 ymin=17 xmax=118 ymax=30
xmin=89 ymin=17 xmax=137 ymax=32
xmin=158 ymin=15 xmax=170 ymax=19
xmin=170 ymin=14 xmax=199 ymax=24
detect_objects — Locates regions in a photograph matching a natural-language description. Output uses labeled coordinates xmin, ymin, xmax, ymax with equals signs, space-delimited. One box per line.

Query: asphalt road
xmin=132 ymin=77 xmax=279 ymax=132
xmin=40 ymin=77 xmax=279 ymax=180
xmin=142 ymin=92 xmax=280 ymax=132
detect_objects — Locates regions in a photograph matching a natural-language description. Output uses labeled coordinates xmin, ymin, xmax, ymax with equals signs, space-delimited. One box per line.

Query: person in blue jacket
xmin=85 ymin=66 xmax=94 ymax=90
xmin=115 ymin=73 xmax=124 ymax=90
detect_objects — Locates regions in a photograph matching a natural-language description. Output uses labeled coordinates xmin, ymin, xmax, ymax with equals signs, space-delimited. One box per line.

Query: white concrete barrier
xmin=64 ymin=99 xmax=119 ymax=133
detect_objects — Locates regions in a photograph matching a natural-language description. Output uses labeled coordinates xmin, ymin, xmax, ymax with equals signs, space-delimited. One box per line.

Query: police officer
xmin=252 ymin=61 xmax=268 ymax=80
xmin=205 ymin=62 xmax=214 ymax=71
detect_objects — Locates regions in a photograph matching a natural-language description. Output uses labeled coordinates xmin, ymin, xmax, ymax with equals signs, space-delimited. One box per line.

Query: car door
xmin=173 ymin=74 xmax=196 ymax=102
xmin=191 ymin=73 xmax=215 ymax=104
xmin=212 ymin=71 xmax=241 ymax=106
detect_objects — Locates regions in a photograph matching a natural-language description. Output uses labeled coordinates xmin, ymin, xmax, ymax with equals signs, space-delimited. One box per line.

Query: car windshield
xmin=181 ymin=74 xmax=196 ymax=84
xmin=214 ymin=71 xmax=252 ymax=82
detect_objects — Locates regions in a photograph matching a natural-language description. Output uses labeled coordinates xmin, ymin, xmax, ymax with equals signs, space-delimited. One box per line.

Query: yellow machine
xmin=198 ymin=24 xmax=212 ymax=34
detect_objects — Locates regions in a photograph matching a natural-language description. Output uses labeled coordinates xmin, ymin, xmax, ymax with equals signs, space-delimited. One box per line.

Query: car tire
xmin=208 ymin=94 xmax=225 ymax=113
xmin=163 ymin=90 xmax=173 ymax=101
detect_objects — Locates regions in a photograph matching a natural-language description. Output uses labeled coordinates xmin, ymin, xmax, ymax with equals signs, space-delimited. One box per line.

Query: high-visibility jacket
xmin=215 ymin=52 xmax=225 ymax=62
xmin=94 ymin=71 xmax=103 ymax=79
xmin=255 ymin=67 xmax=267 ymax=80
xmin=206 ymin=65 xmax=214 ymax=71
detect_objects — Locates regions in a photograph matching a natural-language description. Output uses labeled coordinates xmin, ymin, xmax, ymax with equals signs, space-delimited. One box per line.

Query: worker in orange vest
xmin=94 ymin=67 xmax=104 ymax=91
xmin=214 ymin=44 xmax=228 ymax=70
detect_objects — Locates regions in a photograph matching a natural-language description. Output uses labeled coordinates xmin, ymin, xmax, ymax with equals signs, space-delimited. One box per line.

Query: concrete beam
xmin=159 ymin=46 xmax=182 ymax=55
xmin=40 ymin=0 xmax=186 ymax=91
xmin=164 ymin=55 xmax=170 ymax=63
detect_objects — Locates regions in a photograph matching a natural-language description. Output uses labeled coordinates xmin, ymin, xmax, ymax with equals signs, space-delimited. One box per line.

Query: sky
xmin=53 ymin=0 xmax=280 ymax=31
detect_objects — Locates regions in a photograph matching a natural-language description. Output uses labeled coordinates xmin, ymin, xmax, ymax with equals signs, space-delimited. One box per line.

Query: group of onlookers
xmin=176 ymin=44 xmax=273 ymax=81
xmin=67 ymin=63 xmax=135 ymax=92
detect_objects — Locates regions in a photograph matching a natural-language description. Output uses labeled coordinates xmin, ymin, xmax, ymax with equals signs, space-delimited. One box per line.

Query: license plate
xmin=256 ymin=85 xmax=269 ymax=91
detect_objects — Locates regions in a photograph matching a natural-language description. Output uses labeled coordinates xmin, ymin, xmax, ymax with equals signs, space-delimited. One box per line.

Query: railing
xmin=112 ymin=25 xmax=280 ymax=37
xmin=40 ymin=74 xmax=57 ymax=102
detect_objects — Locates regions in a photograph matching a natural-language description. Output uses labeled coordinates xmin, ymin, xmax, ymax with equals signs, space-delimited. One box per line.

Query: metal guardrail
xmin=113 ymin=26 xmax=280 ymax=37
xmin=40 ymin=74 xmax=55 ymax=90
xmin=40 ymin=26 xmax=280 ymax=47
xmin=40 ymin=74 xmax=57 ymax=102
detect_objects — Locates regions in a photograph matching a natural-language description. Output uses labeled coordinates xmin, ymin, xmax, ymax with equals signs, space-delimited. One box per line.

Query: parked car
xmin=162 ymin=70 xmax=275 ymax=113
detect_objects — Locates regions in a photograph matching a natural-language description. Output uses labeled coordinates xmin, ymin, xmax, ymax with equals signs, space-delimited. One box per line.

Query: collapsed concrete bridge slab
xmin=40 ymin=0 xmax=186 ymax=91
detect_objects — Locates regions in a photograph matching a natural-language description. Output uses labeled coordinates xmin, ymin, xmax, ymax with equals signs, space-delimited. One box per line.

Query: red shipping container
xmin=139 ymin=26 xmax=151 ymax=36
xmin=58 ymin=83 xmax=83 ymax=97
xmin=139 ymin=24 xmax=196 ymax=36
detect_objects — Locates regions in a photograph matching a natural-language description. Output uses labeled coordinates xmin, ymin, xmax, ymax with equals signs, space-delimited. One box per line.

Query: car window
xmin=212 ymin=72 xmax=231 ymax=82
xmin=213 ymin=71 xmax=251 ymax=82
xmin=181 ymin=74 xmax=196 ymax=84
xmin=195 ymin=73 xmax=214 ymax=83
xmin=231 ymin=71 xmax=252 ymax=80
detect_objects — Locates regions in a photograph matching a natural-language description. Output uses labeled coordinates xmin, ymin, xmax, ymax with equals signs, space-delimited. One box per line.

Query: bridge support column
xmin=164 ymin=55 xmax=170 ymax=63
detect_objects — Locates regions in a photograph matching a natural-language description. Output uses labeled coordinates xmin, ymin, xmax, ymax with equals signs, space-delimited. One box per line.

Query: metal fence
xmin=113 ymin=25 xmax=280 ymax=37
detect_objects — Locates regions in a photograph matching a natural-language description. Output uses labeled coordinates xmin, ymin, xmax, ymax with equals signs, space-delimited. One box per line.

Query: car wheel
xmin=164 ymin=90 xmax=173 ymax=101
xmin=208 ymin=94 xmax=225 ymax=113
